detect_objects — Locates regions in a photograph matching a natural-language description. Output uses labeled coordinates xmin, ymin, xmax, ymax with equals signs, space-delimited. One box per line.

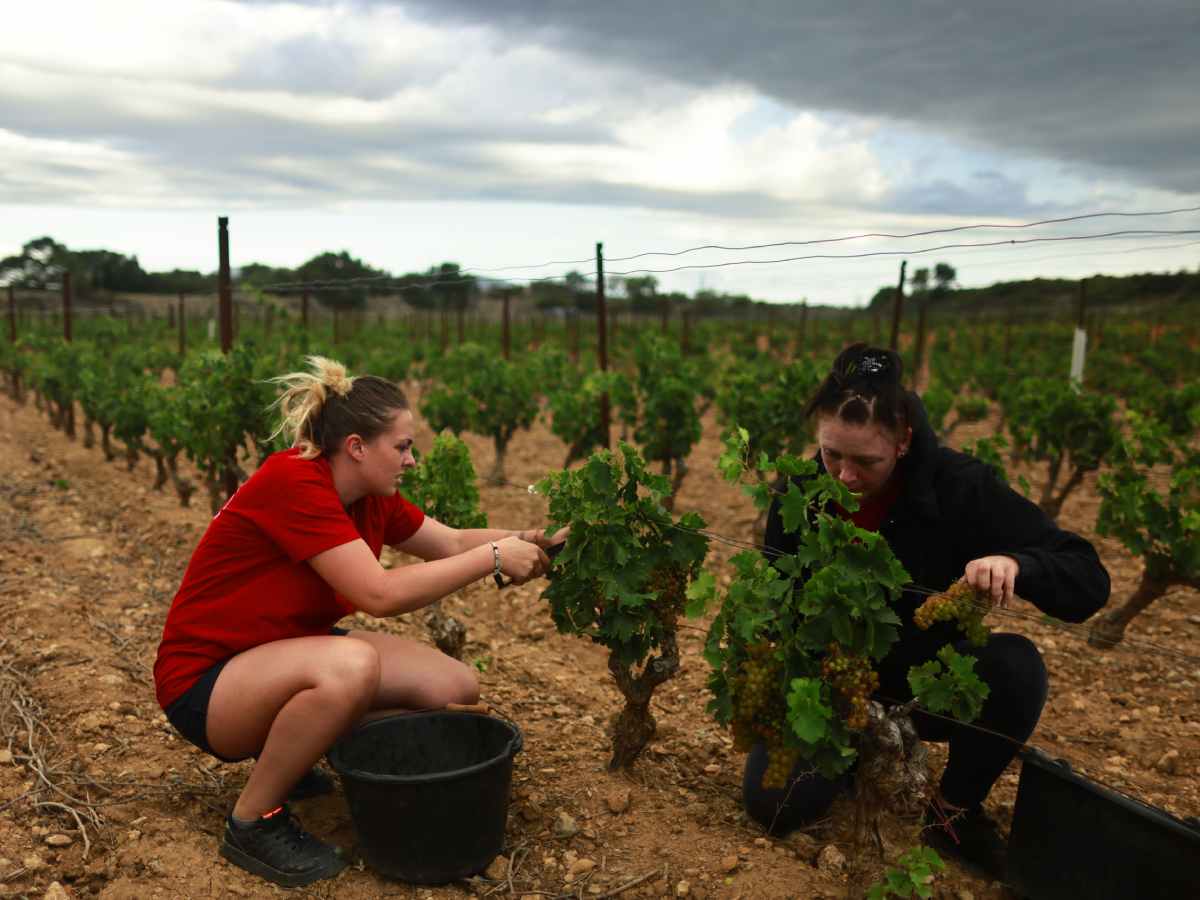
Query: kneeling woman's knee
xmin=988 ymin=634 xmax=1047 ymax=694
xmin=979 ymin=634 xmax=1048 ymax=728
xmin=324 ymin=640 xmax=381 ymax=702
xmin=446 ymin=660 xmax=480 ymax=706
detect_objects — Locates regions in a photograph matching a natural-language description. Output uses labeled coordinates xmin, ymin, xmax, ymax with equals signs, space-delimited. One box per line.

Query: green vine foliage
xmin=701 ymin=428 xmax=909 ymax=779
xmin=1096 ymin=414 xmax=1200 ymax=585
xmin=537 ymin=442 xmax=709 ymax=669
xmin=546 ymin=368 xmax=630 ymax=468
xmin=400 ymin=432 xmax=487 ymax=530
xmin=702 ymin=428 xmax=990 ymax=784
xmin=960 ymin=434 xmax=1031 ymax=497
xmin=865 ymin=846 xmax=946 ymax=900
xmin=627 ymin=334 xmax=704 ymax=472
xmin=175 ymin=344 xmax=268 ymax=511
xmin=714 ymin=356 xmax=821 ymax=475
xmin=535 ymin=442 xmax=710 ymax=768
xmin=907 ymin=646 xmax=990 ymax=722
xmin=420 ymin=342 xmax=539 ymax=482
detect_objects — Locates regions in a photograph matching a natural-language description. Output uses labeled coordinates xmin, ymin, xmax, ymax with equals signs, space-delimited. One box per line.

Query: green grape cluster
xmin=820 ymin=642 xmax=879 ymax=731
xmin=729 ymin=644 xmax=797 ymax=790
xmin=913 ymin=580 xmax=991 ymax=646
xmin=647 ymin=563 xmax=689 ymax=622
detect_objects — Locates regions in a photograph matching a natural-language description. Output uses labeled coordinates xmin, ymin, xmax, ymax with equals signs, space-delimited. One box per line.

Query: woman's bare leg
xmin=344 ymin=629 xmax=479 ymax=710
xmin=206 ymin=635 xmax=380 ymax=821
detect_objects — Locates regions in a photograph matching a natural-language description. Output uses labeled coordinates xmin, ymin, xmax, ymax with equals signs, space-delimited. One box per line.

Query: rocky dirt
xmin=0 ymin=390 xmax=1196 ymax=900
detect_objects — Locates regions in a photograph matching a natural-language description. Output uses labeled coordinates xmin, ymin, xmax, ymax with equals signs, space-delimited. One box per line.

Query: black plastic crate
xmin=1007 ymin=747 xmax=1200 ymax=899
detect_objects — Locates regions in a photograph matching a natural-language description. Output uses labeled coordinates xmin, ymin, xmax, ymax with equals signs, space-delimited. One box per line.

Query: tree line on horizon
xmin=2 ymin=234 xmax=1196 ymax=318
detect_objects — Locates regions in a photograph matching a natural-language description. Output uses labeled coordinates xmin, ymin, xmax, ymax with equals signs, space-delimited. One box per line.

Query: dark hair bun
xmin=831 ymin=343 xmax=904 ymax=388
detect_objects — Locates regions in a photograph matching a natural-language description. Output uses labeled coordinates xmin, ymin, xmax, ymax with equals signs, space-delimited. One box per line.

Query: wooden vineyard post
xmin=8 ymin=285 xmax=16 ymax=343
xmin=439 ymin=297 xmax=449 ymax=353
xmin=889 ymin=260 xmax=907 ymax=351
xmin=501 ymin=290 xmax=512 ymax=361
xmin=178 ymin=292 xmax=186 ymax=356
xmin=913 ymin=295 xmax=929 ymax=379
xmin=596 ymin=242 xmax=610 ymax=448
xmin=659 ymin=296 xmax=669 ymax=334
xmin=62 ymin=271 xmax=72 ymax=342
xmin=797 ymin=301 xmax=808 ymax=356
xmin=301 ymin=289 xmax=310 ymax=330
xmin=456 ymin=304 xmax=465 ymax=345
xmin=217 ymin=217 xmax=233 ymax=353
xmin=682 ymin=309 xmax=692 ymax=355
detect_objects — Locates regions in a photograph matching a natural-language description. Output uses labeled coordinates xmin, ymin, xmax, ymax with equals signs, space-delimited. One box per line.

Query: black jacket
xmin=763 ymin=395 xmax=1111 ymax=678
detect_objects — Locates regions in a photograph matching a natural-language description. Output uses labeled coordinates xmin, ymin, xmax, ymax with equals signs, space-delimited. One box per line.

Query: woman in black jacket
xmin=744 ymin=343 xmax=1110 ymax=878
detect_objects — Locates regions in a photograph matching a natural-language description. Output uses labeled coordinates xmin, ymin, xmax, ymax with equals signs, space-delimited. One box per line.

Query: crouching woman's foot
xmin=921 ymin=798 xmax=1007 ymax=881
xmin=220 ymin=804 xmax=346 ymax=887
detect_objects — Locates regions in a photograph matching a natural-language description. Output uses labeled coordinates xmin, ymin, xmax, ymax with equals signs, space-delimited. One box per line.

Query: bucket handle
xmin=445 ymin=702 xmax=524 ymax=758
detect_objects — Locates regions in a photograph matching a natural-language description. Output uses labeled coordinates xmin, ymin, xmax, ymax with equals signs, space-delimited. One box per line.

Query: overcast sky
xmin=2 ymin=0 xmax=1198 ymax=304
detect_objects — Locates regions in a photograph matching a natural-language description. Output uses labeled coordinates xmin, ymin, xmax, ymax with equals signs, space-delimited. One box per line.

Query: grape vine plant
xmin=535 ymin=442 xmax=711 ymax=769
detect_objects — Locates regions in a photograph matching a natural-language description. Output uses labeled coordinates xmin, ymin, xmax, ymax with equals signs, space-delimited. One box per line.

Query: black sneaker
xmin=287 ymin=766 xmax=335 ymax=801
xmin=220 ymin=804 xmax=347 ymax=887
xmin=921 ymin=800 xmax=1007 ymax=881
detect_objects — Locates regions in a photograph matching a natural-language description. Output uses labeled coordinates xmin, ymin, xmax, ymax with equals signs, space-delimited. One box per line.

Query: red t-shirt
xmin=834 ymin=474 xmax=903 ymax=533
xmin=153 ymin=449 xmax=424 ymax=710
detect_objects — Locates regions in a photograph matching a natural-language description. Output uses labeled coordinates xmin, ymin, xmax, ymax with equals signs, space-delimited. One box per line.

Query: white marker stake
xmin=1070 ymin=327 xmax=1087 ymax=388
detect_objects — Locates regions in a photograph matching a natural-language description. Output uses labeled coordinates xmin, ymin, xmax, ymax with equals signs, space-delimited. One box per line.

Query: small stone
xmin=753 ymin=837 xmax=770 ymax=849
xmin=606 ymin=789 xmax=631 ymax=814
xmin=554 ymin=811 xmax=580 ymax=838
xmin=484 ymin=855 xmax=509 ymax=880
xmin=675 ymin=880 xmax=691 ymax=896
xmin=22 ymin=853 xmax=44 ymax=871
xmin=0 ymin=749 xmax=12 ymax=764
xmin=704 ymin=763 xmax=721 ymax=774
xmin=91 ymin=743 xmax=110 ymax=754
xmin=720 ymin=855 xmax=739 ymax=873
xmin=817 ymin=844 xmax=846 ymax=874
xmin=45 ymin=834 xmax=73 ymax=847
xmin=1155 ymin=749 xmax=1180 ymax=775
xmin=569 ymin=858 xmax=596 ymax=876
xmin=43 ymin=883 xmax=71 ymax=900
xmin=957 ymin=891 xmax=975 ymax=900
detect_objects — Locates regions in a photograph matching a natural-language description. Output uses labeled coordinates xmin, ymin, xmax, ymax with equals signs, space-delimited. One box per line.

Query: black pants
xmin=743 ymin=633 xmax=1048 ymax=835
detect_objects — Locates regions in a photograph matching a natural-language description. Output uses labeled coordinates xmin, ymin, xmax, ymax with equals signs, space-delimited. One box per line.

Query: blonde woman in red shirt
xmin=154 ymin=357 xmax=557 ymax=887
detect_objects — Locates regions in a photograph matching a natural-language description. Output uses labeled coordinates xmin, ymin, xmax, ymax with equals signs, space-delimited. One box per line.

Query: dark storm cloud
xmin=395 ymin=0 xmax=1200 ymax=194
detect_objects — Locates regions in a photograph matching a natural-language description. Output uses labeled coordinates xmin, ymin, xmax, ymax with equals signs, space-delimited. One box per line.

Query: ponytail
xmin=268 ymin=356 xmax=408 ymax=459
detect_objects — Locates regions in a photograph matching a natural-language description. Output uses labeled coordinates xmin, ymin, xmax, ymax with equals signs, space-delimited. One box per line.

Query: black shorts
xmin=164 ymin=626 xmax=352 ymax=763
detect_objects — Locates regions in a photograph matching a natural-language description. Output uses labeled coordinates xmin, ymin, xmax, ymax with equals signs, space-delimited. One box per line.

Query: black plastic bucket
xmin=328 ymin=711 xmax=523 ymax=884
xmin=1007 ymin=747 xmax=1200 ymax=899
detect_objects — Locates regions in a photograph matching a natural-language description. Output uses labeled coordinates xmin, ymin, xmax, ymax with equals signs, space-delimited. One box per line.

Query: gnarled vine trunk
xmin=846 ymin=701 xmax=930 ymax=896
xmin=165 ymin=454 xmax=195 ymax=508
xmin=1088 ymin=568 xmax=1178 ymax=649
xmin=1039 ymin=465 xmax=1087 ymax=522
xmin=607 ymin=629 xmax=680 ymax=770
xmin=488 ymin=435 xmax=509 ymax=486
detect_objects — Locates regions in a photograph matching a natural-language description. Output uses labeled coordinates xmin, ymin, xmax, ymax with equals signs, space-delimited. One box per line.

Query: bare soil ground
xmin=0 ymin=392 xmax=1197 ymax=900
